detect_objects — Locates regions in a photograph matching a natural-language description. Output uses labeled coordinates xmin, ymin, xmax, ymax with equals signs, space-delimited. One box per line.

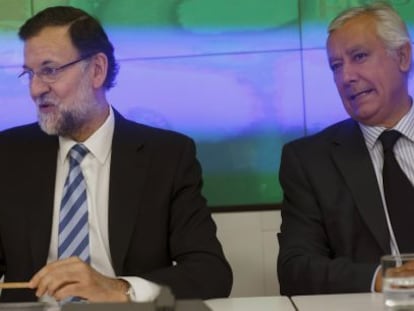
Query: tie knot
xmin=379 ymin=130 xmax=402 ymax=152
xmin=69 ymin=144 xmax=89 ymax=165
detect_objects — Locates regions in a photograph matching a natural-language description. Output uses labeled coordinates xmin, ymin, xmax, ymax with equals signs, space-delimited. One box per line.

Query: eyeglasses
xmin=18 ymin=54 xmax=94 ymax=84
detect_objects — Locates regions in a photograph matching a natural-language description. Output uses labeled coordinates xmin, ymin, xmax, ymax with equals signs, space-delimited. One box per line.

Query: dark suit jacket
xmin=0 ymin=110 xmax=232 ymax=302
xmin=277 ymin=118 xmax=390 ymax=295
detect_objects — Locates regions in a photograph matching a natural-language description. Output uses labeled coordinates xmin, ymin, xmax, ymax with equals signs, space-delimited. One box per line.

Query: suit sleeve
xmin=277 ymin=142 xmax=378 ymax=295
xmin=140 ymin=138 xmax=233 ymax=299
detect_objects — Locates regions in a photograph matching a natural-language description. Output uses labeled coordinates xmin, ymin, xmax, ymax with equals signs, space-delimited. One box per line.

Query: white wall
xmin=212 ymin=210 xmax=281 ymax=297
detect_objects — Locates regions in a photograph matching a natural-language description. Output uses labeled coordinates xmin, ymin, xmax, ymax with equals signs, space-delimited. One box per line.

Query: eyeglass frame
xmin=18 ymin=53 xmax=95 ymax=84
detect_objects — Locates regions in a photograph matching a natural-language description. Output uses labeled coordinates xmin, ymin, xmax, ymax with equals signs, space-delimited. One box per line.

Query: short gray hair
xmin=328 ymin=1 xmax=411 ymax=55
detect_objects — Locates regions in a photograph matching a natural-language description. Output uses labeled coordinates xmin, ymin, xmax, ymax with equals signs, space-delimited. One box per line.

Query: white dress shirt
xmin=46 ymin=106 xmax=160 ymax=302
xmin=359 ymin=102 xmax=414 ymax=291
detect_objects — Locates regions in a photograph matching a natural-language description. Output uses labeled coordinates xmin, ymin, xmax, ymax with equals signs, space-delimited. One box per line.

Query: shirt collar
xmin=58 ymin=106 xmax=115 ymax=164
xmin=360 ymin=99 xmax=414 ymax=150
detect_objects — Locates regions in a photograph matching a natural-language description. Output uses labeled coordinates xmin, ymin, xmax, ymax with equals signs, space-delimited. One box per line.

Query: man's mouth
xmin=349 ymin=89 xmax=373 ymax=101
xmin=37 ymin=100 xmax=57 ymax=112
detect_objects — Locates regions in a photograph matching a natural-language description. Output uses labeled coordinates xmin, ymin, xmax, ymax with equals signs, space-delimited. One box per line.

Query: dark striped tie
xmin=58 ymin=144 xmax=90 ymax=263
xmin=379 ymin=130 xmax=414 ymax=253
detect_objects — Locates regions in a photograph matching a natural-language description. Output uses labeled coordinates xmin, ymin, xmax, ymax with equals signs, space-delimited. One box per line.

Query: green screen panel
xmin=108 ymin=51 xmax=305 ymax=206
xmin=32 ymin=0 xmax=301 ymax=59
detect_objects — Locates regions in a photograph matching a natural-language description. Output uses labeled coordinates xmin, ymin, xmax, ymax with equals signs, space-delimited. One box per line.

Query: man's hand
xmin=375 ymin=268 xmax=383 ymax=292
xmin=29 ymin=257 xmax=130 ymax=302
xmin=375 ymin=261 xmax=414 ymax=292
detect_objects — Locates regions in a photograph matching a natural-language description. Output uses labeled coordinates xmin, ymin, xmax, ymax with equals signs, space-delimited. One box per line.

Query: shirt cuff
xmin=371 ymin=265 xmax=382 ymax=292
xmin=119 ymin=276 xmax=161 ymax=302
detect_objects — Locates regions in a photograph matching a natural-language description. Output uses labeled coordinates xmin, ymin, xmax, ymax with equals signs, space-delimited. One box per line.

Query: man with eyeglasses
xmin=0 ymin=6 xmax=232 ymax=303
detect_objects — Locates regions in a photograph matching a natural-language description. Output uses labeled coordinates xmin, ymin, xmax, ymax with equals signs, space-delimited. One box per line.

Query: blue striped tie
xmin=58 ymin=144 xmax=90 ymax=263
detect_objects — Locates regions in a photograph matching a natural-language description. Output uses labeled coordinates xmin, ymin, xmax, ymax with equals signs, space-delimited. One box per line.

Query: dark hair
xmin=18 ymin=6 xmax=119 ymax=90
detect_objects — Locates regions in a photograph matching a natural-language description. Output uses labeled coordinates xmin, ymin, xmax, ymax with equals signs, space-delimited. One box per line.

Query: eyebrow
xmin=347 ymin=46 xmax=365 ymax=54
xmin=22 ymin=59 xmax=57 ymax=70
xmin=328 ymin=45 xmax=367 ymax=63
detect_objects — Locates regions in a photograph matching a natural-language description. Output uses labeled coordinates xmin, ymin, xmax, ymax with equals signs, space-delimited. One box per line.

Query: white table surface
xmin=291 ymin=293 xmax=384 ymax=311
xmin=205 ymin=296 xmax=295 ymax=311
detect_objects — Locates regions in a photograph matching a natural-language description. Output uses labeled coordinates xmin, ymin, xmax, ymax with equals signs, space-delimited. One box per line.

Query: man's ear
xmin=397 ymin=42 xmax=412 ymax=73
xmin=90 ymin=52 xmax=108 ymax=89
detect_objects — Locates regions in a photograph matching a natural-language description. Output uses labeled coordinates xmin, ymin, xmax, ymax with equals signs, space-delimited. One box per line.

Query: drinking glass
xmin=382 ymin=254 xmax=414 ymax=310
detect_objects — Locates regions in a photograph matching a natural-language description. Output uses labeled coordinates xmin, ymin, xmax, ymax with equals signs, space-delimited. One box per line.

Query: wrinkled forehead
xmin=23 ymin=25 xmax=78 ymax=67
xmin=326 ymin=16 xmax=380 ymax=56
xmin=327 ymin=15 xmax=378 ymax=45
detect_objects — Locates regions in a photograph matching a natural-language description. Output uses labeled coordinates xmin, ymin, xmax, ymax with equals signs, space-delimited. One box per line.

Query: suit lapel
xmin=331 ymin=120 xmax=390 ymax=253
xmin=27 ymin=131 xmax=59 ymax=272
xmin=108 ymin=112 xmax=148 ymax=274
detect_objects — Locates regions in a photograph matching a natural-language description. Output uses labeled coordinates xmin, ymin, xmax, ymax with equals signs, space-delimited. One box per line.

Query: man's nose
xmin=30 ymin=75 xmax=51 ymax=99
xmin=339 ymin=63 xmax=358 ymax=85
